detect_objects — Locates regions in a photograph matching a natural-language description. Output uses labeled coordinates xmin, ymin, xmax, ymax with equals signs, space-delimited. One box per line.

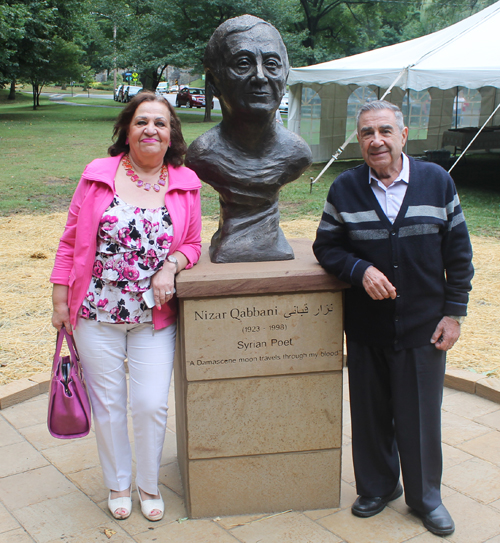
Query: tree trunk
xmin=34 ymin=83 xmax=42 ymax=108
xmin=32 ymin=83 xmax=38 ymax=110
xmin=204 ymin=80 xmax=213 ymax=122
xmin=8 ymin=79 xmax=16 ymax=100
xmin=140 ymin=71 xmax=154 ymax=91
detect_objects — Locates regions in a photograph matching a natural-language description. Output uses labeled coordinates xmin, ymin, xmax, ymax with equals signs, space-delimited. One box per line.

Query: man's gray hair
xmin=356 ymin=100 xmax=405 ymax=133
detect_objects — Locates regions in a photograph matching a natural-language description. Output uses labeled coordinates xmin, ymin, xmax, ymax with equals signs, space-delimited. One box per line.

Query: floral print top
xmin=80 ymin=196 xmax=173 ymax=324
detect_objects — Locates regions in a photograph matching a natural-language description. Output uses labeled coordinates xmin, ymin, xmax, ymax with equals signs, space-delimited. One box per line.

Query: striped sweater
xmin=313 ymin=157 xmax=474 ymax=349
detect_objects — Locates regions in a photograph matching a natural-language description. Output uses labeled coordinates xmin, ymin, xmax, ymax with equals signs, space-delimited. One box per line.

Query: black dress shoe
xmin=351 ymin=482 xmax=403 ymax=518
xmin=421 ymin=504 xmax=455 ymax=536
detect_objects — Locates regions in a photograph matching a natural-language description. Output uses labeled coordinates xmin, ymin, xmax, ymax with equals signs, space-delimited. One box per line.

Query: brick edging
xmin=0 ymin=368 xmax=499 ymax=410
xmin=444 ymin=369 xmax=500 ymax=404
xmin=0 ymin=373 xmax=51 ymax=410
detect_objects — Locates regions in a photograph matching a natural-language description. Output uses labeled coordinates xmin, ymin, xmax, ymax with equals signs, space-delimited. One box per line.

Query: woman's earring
xmin=125 ymin=137 xmax=129 ymax=145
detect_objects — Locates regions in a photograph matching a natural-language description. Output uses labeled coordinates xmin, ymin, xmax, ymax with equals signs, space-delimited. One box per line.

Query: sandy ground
xmin=0 ymin=214 xmax=497 ymax=386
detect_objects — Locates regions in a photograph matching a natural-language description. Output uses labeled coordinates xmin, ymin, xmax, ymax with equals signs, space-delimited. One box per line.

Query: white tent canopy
xmin=287 ymin=1 xmax=500 ymax=162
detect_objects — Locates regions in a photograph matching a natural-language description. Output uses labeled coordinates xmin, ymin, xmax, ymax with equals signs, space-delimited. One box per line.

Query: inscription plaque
xmin=182 ymin=291 xmax=343 ymax=381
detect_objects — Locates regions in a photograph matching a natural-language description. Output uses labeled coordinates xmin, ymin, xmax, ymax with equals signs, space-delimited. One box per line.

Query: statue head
xmin=204 ymin=15 xmax=289 ymax=119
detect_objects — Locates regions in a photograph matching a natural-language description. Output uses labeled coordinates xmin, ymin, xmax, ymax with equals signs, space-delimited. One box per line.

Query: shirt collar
xmin=369 ymin=153 xmax=409 ymax=186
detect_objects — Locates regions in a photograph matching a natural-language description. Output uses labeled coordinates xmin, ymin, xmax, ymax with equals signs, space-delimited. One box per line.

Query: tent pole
xmin=405 ymin=88 xmax=410 ymax=155
xmin=453 ymin=86 xmax=460 ymax=155
xmin=448 ymin=101 xmax=500 ymax=174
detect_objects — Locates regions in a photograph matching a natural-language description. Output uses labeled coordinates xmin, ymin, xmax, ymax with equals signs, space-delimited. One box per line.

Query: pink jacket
xmin=50 ymin=154 xmax=202 ymax=330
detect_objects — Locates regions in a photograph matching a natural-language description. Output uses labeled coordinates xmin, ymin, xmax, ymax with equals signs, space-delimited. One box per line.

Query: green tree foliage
xmin=99 ymin=0 xmax=301 ymax=89
xmin=2 ymin=0 xmax=498 ymax=112
xmin=401 ymin=0 xmax=499 ymax=40
xmin=0 ymin=0 xmax=88 ymax=109
xmin=291 ymin=0 xmax=423 ymax=65
xmin=0 ymin=3 xmax=30 ymax=90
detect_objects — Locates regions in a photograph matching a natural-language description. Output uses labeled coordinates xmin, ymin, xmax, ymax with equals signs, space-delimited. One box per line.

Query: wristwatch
xmin=167 ymin=255 xmax=178 ymax=273
xmin=448 ymin=315 xmax=465 ymax=325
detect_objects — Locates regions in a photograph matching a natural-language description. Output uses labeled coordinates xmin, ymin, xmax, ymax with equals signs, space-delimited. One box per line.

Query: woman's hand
xmin=151 ymin=263 xmax=176 ymax=310
xmin=150 ymin=252 xmax=188 ymax=310
xmin=52 ymin=284 xmax=72 ymax=334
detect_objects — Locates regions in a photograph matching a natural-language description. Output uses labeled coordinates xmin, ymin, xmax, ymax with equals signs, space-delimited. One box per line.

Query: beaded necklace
xmin=122 ymin=154 xmax=168 ymax=192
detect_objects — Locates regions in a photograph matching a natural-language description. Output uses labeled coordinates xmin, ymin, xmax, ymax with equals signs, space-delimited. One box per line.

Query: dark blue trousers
xmin=347 ymin=340 xmax=446 ymax=514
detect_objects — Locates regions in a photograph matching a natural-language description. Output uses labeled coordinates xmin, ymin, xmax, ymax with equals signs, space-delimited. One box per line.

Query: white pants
xmin=73 ymin=318 xmax=176 ymax=495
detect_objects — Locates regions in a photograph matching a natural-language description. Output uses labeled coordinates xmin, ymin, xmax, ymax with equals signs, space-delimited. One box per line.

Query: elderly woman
xmin=50 ymin=91 xmax=202 ymax=521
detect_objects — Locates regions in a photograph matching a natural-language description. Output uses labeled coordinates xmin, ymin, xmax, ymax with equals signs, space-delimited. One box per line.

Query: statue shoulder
xmin=186 ymin=125 xmax=224 ymax=168
xmin=276 ymin=125 xmax=313 ymax=164
xmin=188 ymin=126 xmax=222 ymax=153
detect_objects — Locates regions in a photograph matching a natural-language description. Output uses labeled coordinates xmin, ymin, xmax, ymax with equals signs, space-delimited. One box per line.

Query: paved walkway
xmin=1 ymin=371 xmax=499 ymax=543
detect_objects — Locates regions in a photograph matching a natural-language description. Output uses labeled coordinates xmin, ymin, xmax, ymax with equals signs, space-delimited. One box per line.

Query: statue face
xmin=215 ymin=25 xmax=287 ymax=117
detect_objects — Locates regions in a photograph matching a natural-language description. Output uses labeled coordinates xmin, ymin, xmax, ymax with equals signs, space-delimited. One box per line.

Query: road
xmin=45 ymin=92 xmax=222 ymax=114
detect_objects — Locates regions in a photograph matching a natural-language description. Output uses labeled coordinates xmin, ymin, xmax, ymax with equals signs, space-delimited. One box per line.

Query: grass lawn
xmin=1 ymin=89 xmax=499 ymax=237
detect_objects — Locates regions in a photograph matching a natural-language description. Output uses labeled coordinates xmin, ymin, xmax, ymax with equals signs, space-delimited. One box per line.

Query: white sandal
xmin=137 ymin=485 xmax=164 ymax=521
xmin=108 ymin=491 xmax=132 ymax=520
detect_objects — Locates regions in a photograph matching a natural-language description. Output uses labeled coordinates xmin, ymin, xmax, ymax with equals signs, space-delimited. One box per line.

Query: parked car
xmin=279 ymin=92 xmax=289 ymax=113
xmin=155 ymin=82 xmax=169 ymax=96
xmin=114 ymin=84 xmax=125 ymax=102
xmin=176 ymin=87 xmax=212 ymax=108
xmin=169 ymin=85 xmax=179 ymax=93
xmin=122 ymin=85 xmax=143 ymax=103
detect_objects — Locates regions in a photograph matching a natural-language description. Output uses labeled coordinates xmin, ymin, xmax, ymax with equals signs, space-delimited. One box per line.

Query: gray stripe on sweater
xmin=399 ymin=224 xmax=440 ymax=238
xmin=340 ymin=210 xmax=379 ymax=224
xmin=349 ymin=229 xmax=389 ymax=240
xmin=323 ymin=201 xmax=344 ymax=223
xmin=405 ymin=205 xmax=447 ymax=220
xmin=449 ymin=212 xmax=465 ymax=231
xmin=318 ymin=219 xmax=342 ymax=233
xmin=446 ymin=194 xmax=460 ymax=215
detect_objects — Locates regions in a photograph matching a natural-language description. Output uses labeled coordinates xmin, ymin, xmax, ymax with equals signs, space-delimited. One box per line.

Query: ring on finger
xmin=165 ymin=291 xmax=172 ymax=295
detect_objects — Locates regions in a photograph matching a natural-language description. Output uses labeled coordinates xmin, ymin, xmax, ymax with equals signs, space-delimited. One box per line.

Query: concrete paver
xmin=0 ymin=441 xmax=49 ymax=478
xmin=41 ymin=437 xmax=101 ymax=474
xmin=0 ymin=380 xmax=499 ymax=542
xmin=0 ymin=501 xmax=21 ymax=533
xmin=0 ymin=465 xmax=75 ymax=510
xmin=442 ymin=493 xmax=500 ymax=543
xmin=474 ymin=409 xmax=500 ymax=431
xmin=133 ymin=518 xmax=240 ymax=543
xmin=231 ymin=511 xmax=344 ymax=543
xmin=442 ymin=410 xmax=492 ymax=445
xmin=318 ymin=506 xmax=425 ymax=543
xmin=13 ymin=491 xmax=111 ymax=543
xmin=456 ymin=430 xmax=500 ymax=464
xmin=444 ymin=457 xmax=500 ymax=504
xmin=1 ymin=529 xmax=34 ymax=542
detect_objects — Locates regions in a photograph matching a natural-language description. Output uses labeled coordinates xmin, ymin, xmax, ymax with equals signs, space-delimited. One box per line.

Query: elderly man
xmin=186 ymin=15 xmax=312 ymax=263
xmin=313 ymin=100 xmax=473 ymax=536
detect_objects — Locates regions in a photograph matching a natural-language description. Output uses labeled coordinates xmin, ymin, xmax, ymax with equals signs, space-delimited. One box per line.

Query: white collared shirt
xmin=369 ymin=154 xmax=409 ymax=224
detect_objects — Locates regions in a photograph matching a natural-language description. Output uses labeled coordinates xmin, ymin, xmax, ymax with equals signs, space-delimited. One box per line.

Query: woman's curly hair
xmin=108 ymin=91 xmax=187 ymax=166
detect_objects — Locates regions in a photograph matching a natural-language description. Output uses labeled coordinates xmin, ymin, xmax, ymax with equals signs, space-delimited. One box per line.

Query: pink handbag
xmin=47 ymin=326 xmax=92 ymax=439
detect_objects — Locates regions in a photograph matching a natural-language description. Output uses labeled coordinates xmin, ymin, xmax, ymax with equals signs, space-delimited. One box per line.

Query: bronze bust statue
xmin=186 ymin=15 xmax=312 ymax=263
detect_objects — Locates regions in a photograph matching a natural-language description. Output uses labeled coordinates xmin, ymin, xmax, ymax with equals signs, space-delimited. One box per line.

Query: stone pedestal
xmin=174 ymin=239 xmax=348 ymax=518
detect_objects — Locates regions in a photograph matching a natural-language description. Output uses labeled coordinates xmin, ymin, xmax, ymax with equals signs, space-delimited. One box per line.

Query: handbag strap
xmin=54 ymin=326 xmax=80 ymax=367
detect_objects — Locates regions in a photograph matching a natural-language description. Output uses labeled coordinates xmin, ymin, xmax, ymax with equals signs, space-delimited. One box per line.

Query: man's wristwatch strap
xmin=448 ymin=315 xmax=465 ymax=325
